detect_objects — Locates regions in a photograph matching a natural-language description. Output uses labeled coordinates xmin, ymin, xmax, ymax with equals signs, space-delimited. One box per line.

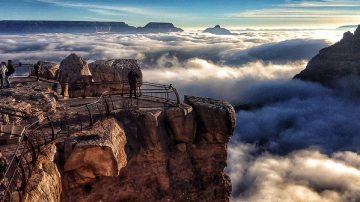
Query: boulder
xmin=31 ymin=62 xmax=59 ymax=80
xmin=89 ymin=59 xmax=142 ymax=83
xmin=294 ymin=25 xmax=360 ymax=84
xmin=63 ymin=118 xmax=127 ymax=183
xmin=58 ymin=53 xmax=92 ymax=84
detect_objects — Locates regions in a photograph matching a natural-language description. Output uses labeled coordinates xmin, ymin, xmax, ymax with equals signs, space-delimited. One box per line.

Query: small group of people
xmin=0 ymin=60 xmax=14 ymax=88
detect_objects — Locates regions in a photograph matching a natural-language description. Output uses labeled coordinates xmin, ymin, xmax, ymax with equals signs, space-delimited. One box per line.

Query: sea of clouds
xmin=1 ymin=29 xmax=359 ymax=201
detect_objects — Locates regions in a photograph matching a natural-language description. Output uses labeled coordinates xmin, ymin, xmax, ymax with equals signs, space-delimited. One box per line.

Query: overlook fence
xmin=1 ymin=66 xmax=182 ymax=201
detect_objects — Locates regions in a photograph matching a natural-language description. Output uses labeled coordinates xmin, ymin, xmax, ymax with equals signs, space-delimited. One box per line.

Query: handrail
xmin=0 ymin=91 xmax=112 ymax=202
xmin=0 ymin=78 xmax=181 ymax=201
xmin=68 ymin=80 xmax=180 ymax=105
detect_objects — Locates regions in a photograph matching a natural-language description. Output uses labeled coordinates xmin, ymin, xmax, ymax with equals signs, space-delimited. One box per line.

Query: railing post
xmin=171 ymin=85 xmax=180 ymax=105
xmin=62 ymin=83 xmax=69 ymax=99
xmin=25 ymin=136 xmax=36 ymax=166
xmin=47 ymin=116 xmax=55 ymax=141
xmin=102 ymin=96 xmax=110 ymax=115
xmin=85 ymin=105 xmax=94 ymax=126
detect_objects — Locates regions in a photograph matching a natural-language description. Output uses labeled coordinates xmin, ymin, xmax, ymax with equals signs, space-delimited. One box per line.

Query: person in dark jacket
xmin=128 ymin=70 xmax=139 ymax=98
xmin=6 ymin=60 xmax=14 ymax=77
xmin=33 ymin=61 xmax=41 ymax=81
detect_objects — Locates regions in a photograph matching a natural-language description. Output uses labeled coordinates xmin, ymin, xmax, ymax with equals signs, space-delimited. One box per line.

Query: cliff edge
xmin=294 ymin=25 xmax=360 ymax=84
xmin=23 ymin=95 xmax=235 ymax=202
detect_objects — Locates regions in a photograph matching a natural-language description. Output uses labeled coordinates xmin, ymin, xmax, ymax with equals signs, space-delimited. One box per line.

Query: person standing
xmin=6 ymin=60 xmax=14 ymax=87
xmin=0 ymin=62 xmax=8 ymax=88
xmin=127 ymin=70 xmax=139 ymax=99
xmin=33 ymin=61 xmax=41 ymax=81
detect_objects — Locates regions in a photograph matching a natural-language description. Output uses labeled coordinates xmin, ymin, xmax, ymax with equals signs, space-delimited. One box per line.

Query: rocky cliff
xmin=294 ymin=25 xmax=360 ymax=84
xmin=21 ymin=95 xmax=235 ymax=202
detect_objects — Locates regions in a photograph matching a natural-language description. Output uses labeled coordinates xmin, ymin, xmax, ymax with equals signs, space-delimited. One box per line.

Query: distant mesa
xmin=203 ymin=25 xmax=232 ymax=35
xmin=137 ymin=22 xmax=183 ymax=33
xmin=294 ymin=25 xmax=360 ymax=84
xmin=0 ymin=20 xmax=183 ymax=34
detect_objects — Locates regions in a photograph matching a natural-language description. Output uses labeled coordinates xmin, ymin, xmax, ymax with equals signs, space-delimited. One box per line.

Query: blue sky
xmin=1 ymin=0 xmax=360 ymax=28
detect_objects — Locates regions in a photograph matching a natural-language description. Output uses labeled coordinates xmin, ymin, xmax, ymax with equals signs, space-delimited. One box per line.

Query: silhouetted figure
xmin=128 ymin=70 xmax=139 ymax=98
xmin=0 ymin=62 xmax=8 ymax=88
xmin=6 ymin=60 xmax=14 ymax=78
xmin=34 ymin=61 xmax=41 ymax=81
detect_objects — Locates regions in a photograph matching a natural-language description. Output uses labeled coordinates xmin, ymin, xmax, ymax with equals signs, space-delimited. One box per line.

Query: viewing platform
xmin=0 ymin=54 xmax=183 ymax=201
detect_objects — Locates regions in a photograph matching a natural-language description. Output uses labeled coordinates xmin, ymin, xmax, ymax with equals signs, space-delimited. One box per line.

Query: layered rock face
xmin=23 ymin=144 xmax=62 ymax=202
xmin=25 ymin=96 xmax=235 ymax=202
xmin=58 ymin=54 xmax=92 ymax=84
xmin=89 ymin=59 xmax=143 ymax=83
xmin=294 ymin=25 xmax=360 ymax=84
xmin=0 ymin=80 xmax=57 ymax=125
xmin=203 ymin=25 xmax=232 ymax=35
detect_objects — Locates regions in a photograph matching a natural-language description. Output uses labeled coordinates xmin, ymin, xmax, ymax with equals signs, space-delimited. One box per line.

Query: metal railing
xmin=11 ymin=64 xmax=180 ymax=105
xmin=0 ymin=92 xmax=110 ymax=201
xmin=0 ymin=79 xmax=181 ymax=201
xmin=68 ymin=81 xmax=180 ymax=106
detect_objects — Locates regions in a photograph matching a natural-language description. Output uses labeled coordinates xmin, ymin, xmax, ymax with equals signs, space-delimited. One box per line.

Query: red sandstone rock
xmin=58 ymin=53 xmax=92 ymax=84
xmin=22 ymin=96 xmax=235 ymax=202
xmin=89 ymin=59 xmax=142 ymax=83
xmin=23 ymin=144 xmax=61 ymax=202
xmin=30 ymin=61 xmax=59 ymax=80
xmin=63 ymin=118 xmax=127 ymax=183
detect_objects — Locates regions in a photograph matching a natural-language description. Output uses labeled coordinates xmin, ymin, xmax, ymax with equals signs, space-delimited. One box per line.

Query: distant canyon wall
xmin=0 ymin=21 xmax=183 ymax=33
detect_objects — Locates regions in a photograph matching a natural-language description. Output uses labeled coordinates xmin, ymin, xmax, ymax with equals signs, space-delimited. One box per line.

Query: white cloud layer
xmin=227 ymin=145 xmax=360 ymax=202
xmin=1 ymin=29 xmax=358 ymax=201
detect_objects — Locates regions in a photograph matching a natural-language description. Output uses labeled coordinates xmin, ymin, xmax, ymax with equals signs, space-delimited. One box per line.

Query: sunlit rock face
xmin=30 ymin=61 xmax=59 ymax=80
xmin=62 ymin=118 xmax=127 ymax=185
xmin=89 ymin=59 xmax=143 ymax=83
xmin=23 ymin=144 xmax=62 ymax=202
xmin=58 ymin=53 xmax=92 ymax=84
xmin=24 ymin=96 xmax=235 ymax=202
xmin=294 ymin=25 xmax=360 ymax=84
xmin=0 ymin=81 xmax=57 ymax=125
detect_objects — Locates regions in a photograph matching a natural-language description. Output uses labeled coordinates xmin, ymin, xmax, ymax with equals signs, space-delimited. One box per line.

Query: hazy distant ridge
xmin=336 ymin=25 xmax=358 ymax=30
xmin=0 ymin=20 xmax=183 ymax=33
